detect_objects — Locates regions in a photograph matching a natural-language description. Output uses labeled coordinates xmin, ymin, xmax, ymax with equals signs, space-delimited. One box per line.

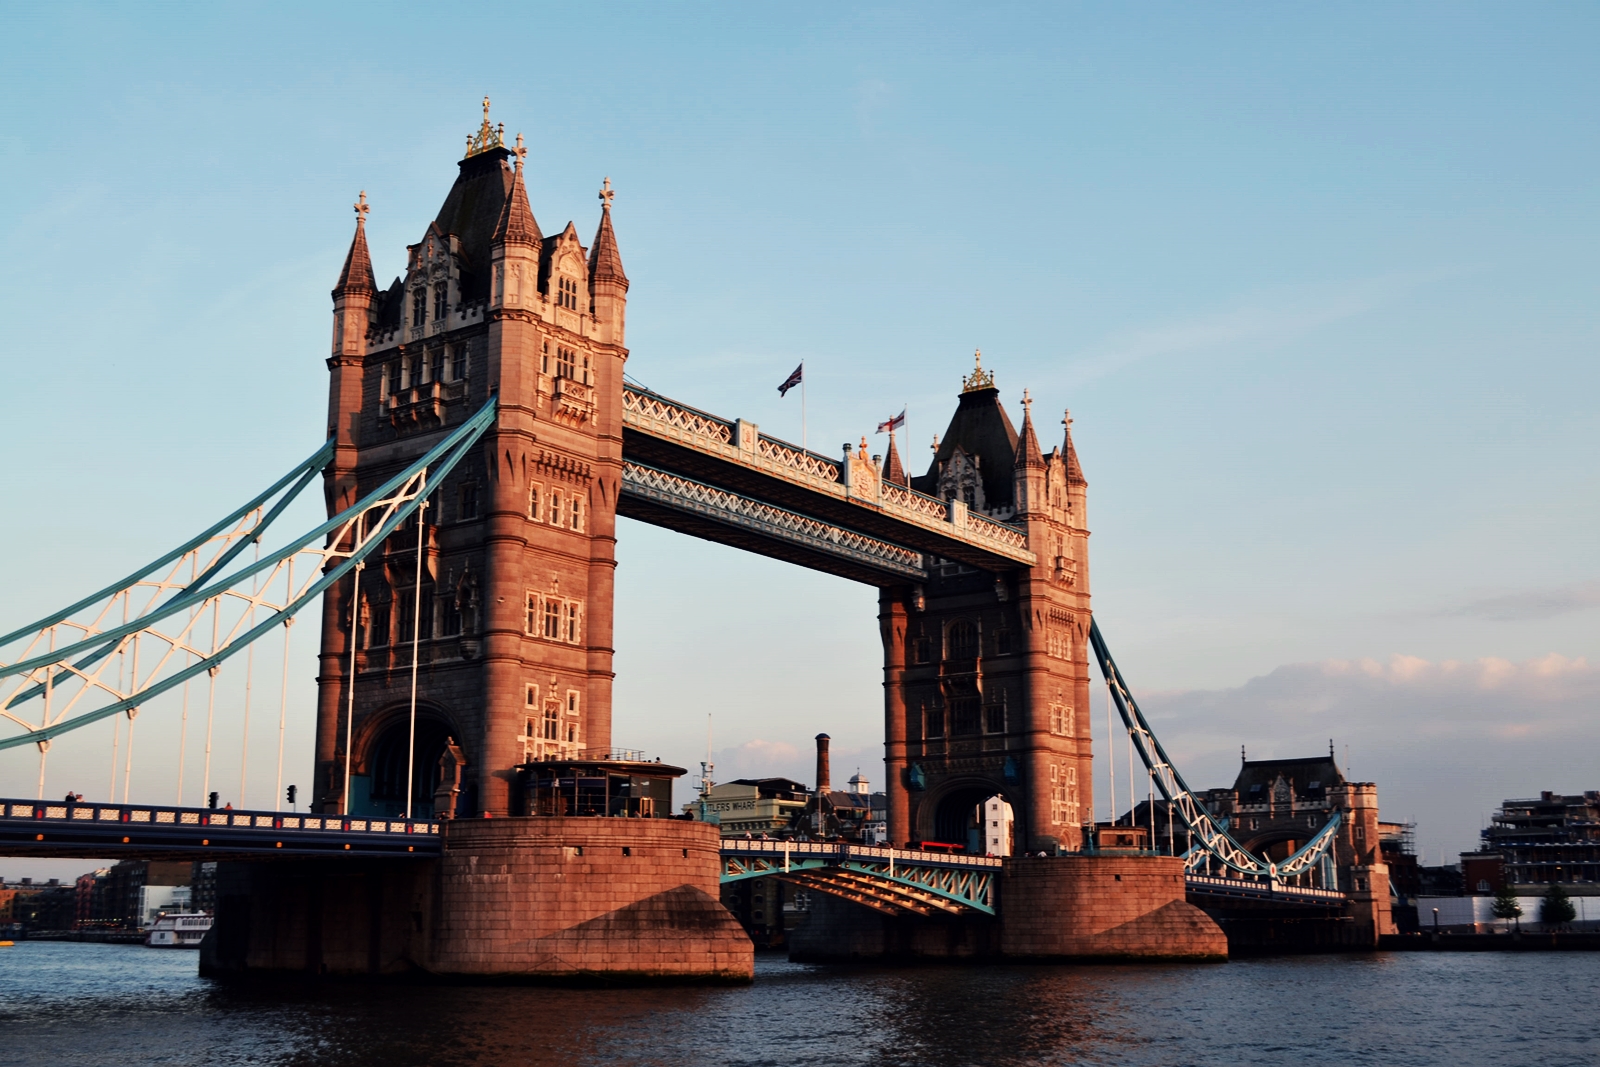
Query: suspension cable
xmin=343 ymin=560 xmax=363 ymax=816
xmin=202 ymin=599 xmax=219 ymax=804
xmin=239 ymin=540 xmax=260 ymax=807
xmin=405 ymin=487 xmax=427 ymax=820
xmin=274 ymin=559 xmax=293 ymax=812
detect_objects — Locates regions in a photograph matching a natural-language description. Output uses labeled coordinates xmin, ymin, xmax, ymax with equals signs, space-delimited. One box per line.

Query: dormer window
xmin=433 ymin=284 xmax=448 ymax=322
xmin=558 ymin=276 xmax=579 ymax=310
xmin=412 ymin=288 xmax=427 ymax=327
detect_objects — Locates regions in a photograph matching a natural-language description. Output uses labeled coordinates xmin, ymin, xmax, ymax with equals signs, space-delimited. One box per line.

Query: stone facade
xmin=883 ymin=362 xmax=1094 ymax=853
xmin=317 ymin=110 xmax=630 ymax=818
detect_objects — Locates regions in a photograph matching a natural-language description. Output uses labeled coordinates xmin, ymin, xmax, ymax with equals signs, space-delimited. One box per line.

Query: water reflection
xmin=1 ymin=944 xmax=1596 ymax=1067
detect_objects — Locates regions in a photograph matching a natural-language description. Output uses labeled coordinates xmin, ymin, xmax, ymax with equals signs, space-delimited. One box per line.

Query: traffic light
xmin=286 ymin=784 xmax=297 ymax=809
xmin=207 ymin=791 xmax=219 ymax=810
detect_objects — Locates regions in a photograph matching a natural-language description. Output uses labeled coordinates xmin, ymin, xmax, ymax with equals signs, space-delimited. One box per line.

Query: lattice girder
xmin=0 ymin=400 xmax=499 ymax=752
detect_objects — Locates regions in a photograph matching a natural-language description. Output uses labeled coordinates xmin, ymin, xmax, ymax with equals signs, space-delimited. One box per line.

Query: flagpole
xmin=801 ymin=360 xmax=807 ymax=450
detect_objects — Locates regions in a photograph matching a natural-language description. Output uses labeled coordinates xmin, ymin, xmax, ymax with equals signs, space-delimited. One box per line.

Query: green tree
xmin=1491 ymin=884 xmax=1523 ymax=928
xmin=1541 ymin=884 xmax=1576 ymax=928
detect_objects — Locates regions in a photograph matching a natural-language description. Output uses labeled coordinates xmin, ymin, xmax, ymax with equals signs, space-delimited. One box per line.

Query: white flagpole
xmin=801 ymin=360 xmax=807 ymax=450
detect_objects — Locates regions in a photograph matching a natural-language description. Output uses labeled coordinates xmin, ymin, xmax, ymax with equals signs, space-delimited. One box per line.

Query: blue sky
xmin=0 ymin=3 xmax=1595 ymax=875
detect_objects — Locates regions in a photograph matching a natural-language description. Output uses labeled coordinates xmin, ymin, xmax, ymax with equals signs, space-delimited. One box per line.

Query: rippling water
xmin=0 ymin=942 xmax=1594 ymax=1066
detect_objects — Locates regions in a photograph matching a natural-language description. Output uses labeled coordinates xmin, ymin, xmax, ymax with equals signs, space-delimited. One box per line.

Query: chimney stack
xmin=814 ymin=733 xmax=831 ymax=796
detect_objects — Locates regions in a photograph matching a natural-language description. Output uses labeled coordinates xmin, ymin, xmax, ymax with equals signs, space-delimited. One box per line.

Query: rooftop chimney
xmin=815 ymin=733 xmax=831 ymax=795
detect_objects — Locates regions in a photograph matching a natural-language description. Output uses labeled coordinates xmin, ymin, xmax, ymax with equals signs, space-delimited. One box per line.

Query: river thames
xmin=1 ymin=942 xmax=1594 ymax=1066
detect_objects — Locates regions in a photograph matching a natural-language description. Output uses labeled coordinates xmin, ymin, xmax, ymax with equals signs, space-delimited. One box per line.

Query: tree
xmin=1541 ymin=884 xmax=1576 ymax=929
xmin=1491 ymin=884 xmax=1523 ymax=928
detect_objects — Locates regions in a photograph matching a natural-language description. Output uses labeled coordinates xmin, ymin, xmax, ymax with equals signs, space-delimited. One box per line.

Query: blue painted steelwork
xmin=0 ymin=796 xmax=440 ymax=859
xmin=1090 ymin=619 xmax=1342 ymax=887
xmin=720 ymin=839 xmax=999 ymax=916
xmin=0 ymin=399 xmax=498 ymax=751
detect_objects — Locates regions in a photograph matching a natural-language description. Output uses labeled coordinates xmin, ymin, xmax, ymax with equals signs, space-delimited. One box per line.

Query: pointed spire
xmin=1062 ymin=408 xmax=1086 ymax=486
xmin=1013 ymin=388 xmax=1045 ymax=470
xmin=882 ymin=433 xmax=908 ymax=486
xmin=491 ymin=135 xmax=541 ymax=247
xmin=333 ymin=191 xmax=377 ymax=297
xmin=588 ymin=176 xmax=628 ymax=287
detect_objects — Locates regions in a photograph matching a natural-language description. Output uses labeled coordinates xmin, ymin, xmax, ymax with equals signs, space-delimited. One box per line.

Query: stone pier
xmin=201 ymin=817 xmax=752 ymax=982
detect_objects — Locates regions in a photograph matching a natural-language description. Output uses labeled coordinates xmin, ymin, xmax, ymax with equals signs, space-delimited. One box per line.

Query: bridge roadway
xmin=0 ymin=799 xmax=1344 ymax=913
xmin=619 ymin=385 xmax=1035 ymax=584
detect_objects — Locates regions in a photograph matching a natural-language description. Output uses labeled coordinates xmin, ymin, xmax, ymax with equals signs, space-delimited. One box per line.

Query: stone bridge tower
xmin=315 ymin=104 xmax=629 ymax=817
xmin=880 ymin=355 xmax=1094 ymax=853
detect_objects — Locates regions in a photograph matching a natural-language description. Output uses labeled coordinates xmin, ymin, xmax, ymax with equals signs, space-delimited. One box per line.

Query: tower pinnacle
xmin=465 ymin=96 xmax=506 ymax=158
xmin=332 ymin=191 xmax=376 ymax=297
xmin=962 ymin=348 xmax=995 ymax=392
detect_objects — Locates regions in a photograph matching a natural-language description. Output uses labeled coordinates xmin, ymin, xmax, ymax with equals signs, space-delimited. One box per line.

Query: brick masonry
xmin=788 ymin=854 xmax=1227 ymax=963
xmin=201 ymin=818 xmax=753 ymax=982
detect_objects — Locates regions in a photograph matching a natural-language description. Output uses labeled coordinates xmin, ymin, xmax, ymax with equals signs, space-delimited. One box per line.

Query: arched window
xmin=412 ymin=287 xmax=427 ymax=327
xmin=433 ymin=284 xmax=448 ymax=322
xmin=548 ymin=488 xmax=563 ymax=527
xmin=528 ymin=485 xmax=541 ymax=521
xmin=947 ymin=620 xmax=978 ymax=661
xmin=569 ymin=495 xmax=584 ymax=532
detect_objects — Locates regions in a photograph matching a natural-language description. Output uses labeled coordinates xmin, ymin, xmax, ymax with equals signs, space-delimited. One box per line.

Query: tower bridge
xmin=0 ymin=103 xmax=1396 ymax=978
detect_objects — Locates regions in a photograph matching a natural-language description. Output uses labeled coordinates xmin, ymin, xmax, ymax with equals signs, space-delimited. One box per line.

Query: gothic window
xmin=948 ymin=681 xmax=981 ymax=736
xmin=543 ymin=699 xmax=560 ymax=740
xmin=548 ymin=489 xmax=563 ymax=527
xmin=1047 ymin=610 xmax=1072 ymax=660
xmin=564 ymin=602 xmax=581 ymax=643
xmin=430 ymin=348 xmax=444 ymax=383
xmin=984 ymin=693 xmax=1006 ymax=734
xmin=438 ymin=591 xmax=462 ymax=637
xmin=526 ymin=683 xmax=539 ymax=712
xmin=947 ymin=621 xmax=978 ymax=661
xmin=1049 ymin=703 xmax=1074 ymax=737
xmin=566 ymin=690 xmax=580 ymax=717
xmin=397 ymin=588 xmax=430 ymax=644
xmin=581 ymin=354 xmax=592 ymax=385
xmin=367 ymin=586 xmax=391 ymax=649
xmin=543 ymin=598 xmax=561 ymax=640
xmin=451 ymin=344 xmax=468 ymax=381
xmin=558 ymin=276 xmax=579 ymax=310
xmin=922 ymin=693 xmax=944 ymax=739
xmin=458 ymin=483 xmax=479 ymax=521
xmin=525 ymin=593 xmax=540 ymax=635
xmin=433 ymin=284 xmax=448 ymax=322
xmin=556 ymin=346 xmax=576 ymax=379
xmin=412 ymin=287 xmax=427 ymax=327
xmin=541 ymin=340 xmax=550 ymax=375
xmin=993 ymin=627 xmax=1014 ymax=656
xmin=569 ymin=494 xmax=584 ymax=532
xmin=528 ymin=485 xmax=541 ymax=521
xmin=387 ymin=361 xmax=401 ymax=396
xmin=408 ymin=353 xmax=423 ymax=389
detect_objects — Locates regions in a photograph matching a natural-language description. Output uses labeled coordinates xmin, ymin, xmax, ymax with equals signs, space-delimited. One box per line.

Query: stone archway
xmin=357 ymin=707 xmax=462 ymax=818
xmin=920 ymin=777 xmax=1014 ymax=854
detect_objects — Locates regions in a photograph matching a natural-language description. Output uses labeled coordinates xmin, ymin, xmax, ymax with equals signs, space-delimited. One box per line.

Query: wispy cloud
xmin=1060 ymin=270 xmax=1462 ymax=387
xmin=1435 ymin=580 xmax=1600 ymax=622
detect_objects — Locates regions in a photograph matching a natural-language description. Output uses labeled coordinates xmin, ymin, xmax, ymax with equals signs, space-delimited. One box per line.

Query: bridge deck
xmin=621 ymin=386 xmax=1034 ymax=573
xmin=0 ymin=798 xmax=440 ymax=860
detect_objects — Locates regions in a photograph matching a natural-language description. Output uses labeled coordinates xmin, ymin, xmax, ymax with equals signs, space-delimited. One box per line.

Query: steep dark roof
xmin=882 ymin=433 xmax=908 ymax=486
xmin=1231 ymin=757 xmax=1344 ymax=799
xmin=332 ymin=216 xmax=376 ymax=298
xmin=374 ymin=277 xmax=404 ymax=331
xmin=491 ymin=158 xmax=542 ymax=248
xmin=588 ymin=201 xmax=627 ymax=286
xmin=910 ymin=386 xmax=1020 ymax=508
xmin=1013 ymin=402 xmax=1044 ymax=471
xmin=431 ymin=147 xmax=515 ymax=303
xmin=1064 ymin=416 xmax=1086 ymax=486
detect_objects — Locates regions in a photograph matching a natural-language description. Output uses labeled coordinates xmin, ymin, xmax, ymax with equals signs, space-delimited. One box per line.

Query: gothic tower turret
xmin=314 ymin=101 xmax=631 ymax=817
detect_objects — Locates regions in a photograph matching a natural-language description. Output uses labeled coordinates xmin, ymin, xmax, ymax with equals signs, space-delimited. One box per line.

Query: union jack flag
xmin=777 ymin=363 xmax=804 ymax=397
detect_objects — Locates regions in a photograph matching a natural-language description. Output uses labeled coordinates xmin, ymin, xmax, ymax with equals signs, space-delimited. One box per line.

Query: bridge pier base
xmin=201 ymin=817 xmax=752 ymax=982
xmin=786 ymin=854 xmax=1226 ymax=964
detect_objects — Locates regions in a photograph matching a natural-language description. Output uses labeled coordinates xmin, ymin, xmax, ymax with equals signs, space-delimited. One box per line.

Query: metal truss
xmin=1090 ymin=619 xmax=1342 ymax=886
xmin=0 ymin=399 xmax=498 ymax=753
xmin=621 ymin=461 xmax=928 ymax=582
xmin=720 ymin=840 xmax=998 ymax=916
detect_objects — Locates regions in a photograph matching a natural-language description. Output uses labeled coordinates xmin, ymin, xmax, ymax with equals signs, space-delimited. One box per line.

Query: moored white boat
xmin=144 ymin=912 xmax=212 ymax=948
